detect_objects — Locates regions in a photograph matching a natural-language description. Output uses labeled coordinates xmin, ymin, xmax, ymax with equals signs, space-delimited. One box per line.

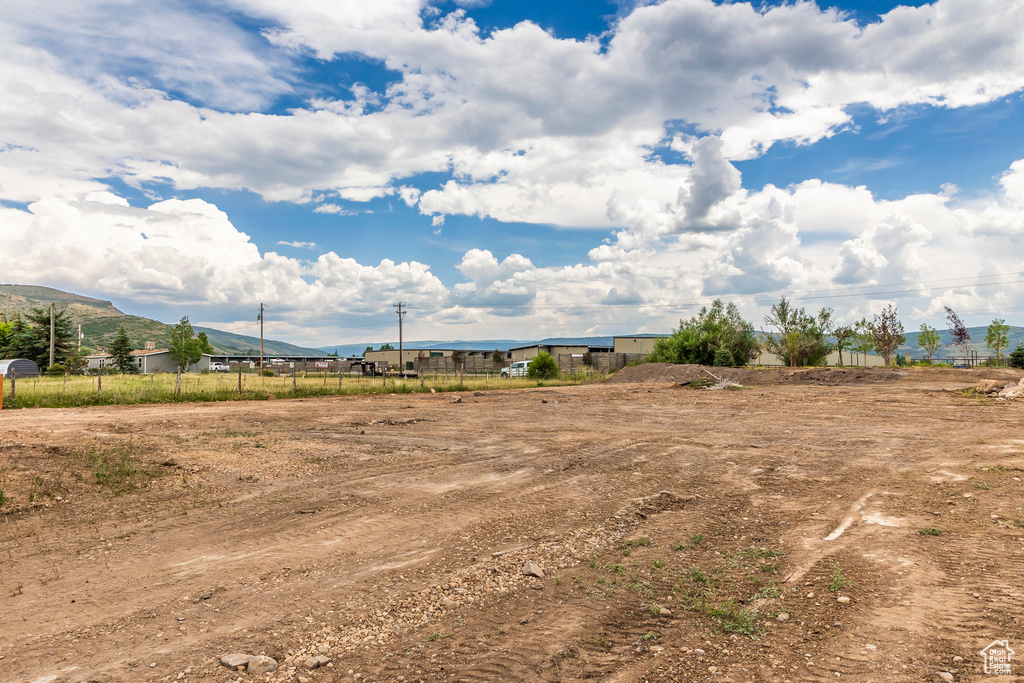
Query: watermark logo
xmin=981 ymin=640 xmax=1014 ymax=675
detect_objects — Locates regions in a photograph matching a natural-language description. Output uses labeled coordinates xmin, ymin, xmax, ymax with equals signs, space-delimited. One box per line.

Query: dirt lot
xmin=1 ymin=366 xmax=1023 ymax=683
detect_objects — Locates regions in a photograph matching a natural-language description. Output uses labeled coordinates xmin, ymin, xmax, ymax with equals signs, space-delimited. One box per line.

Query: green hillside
xmin=194 ymin=326 xmax=326 ymax=356
xmin=0 ymin=284 xmax=323 ymax=356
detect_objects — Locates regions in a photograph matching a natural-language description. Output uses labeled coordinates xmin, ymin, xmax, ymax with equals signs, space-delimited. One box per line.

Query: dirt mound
xmin=608 ymin=362 xmax=911 ymax=386
xmin=605 ymin=363 xmax=709 ymax=384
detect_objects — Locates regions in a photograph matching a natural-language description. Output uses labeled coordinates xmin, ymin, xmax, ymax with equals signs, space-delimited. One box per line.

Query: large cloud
xmin=0 ymin=195 xmax=447 ymax=318
xmin=3 ymin=0 xmax=1023 ymax=214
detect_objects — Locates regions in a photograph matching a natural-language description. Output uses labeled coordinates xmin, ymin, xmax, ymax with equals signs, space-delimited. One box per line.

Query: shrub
xmin=1009 ymin=344 xmax=1024 ymax=370
xmin=649 ymin=299 xmax=758 ymax=366
xmin=45 ymin=363 xmax=67 ymax=376
xmin=762 ymin=297 xmax=834 ymax=367
xmin=712 ymin=348 xmax=734 ymax=367
xmin=527 ymin=352 xmax=559 ymax=379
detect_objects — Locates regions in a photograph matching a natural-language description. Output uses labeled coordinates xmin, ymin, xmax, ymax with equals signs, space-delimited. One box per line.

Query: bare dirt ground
xmin=2 ymin=366 xmax=1023 ymax=683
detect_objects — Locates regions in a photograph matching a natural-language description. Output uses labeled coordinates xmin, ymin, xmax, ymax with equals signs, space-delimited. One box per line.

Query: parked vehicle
xmin=210 ymin=362 xmax=230 ymax=372
xmin=501 ymin=360 xmax=532 ymax=378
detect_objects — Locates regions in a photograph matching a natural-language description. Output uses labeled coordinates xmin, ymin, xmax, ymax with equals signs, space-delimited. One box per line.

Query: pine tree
xmin=109 ymin=324 xmax=137 ymax=373
xmin=5 ymin=307 xmax=74 ymax=367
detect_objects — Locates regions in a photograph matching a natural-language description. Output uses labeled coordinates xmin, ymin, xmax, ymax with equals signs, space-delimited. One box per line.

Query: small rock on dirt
xmin=247 ymin=655 xmax=278 ymax=674
xmin=976 ymin=379 xmax=1002 ymax=394
xmin=837 ymin=596 xmax=851 ymax=604
xmin=451 ymin=396 xmax=462 ymax=404
xmin=937 ymin=672 xmax=954 ymax=682
xmin=776 ymin=612 xmax=789 ymax=622
xmin=522 ymin=560 xmax=545 ymax=578
xmin=659 ymin=607 xmax=672 ymax=616
xmin=220 ymin=654 xmax=253 ymax=669
xmin=693 ymin=649 xmax=705 ymax=656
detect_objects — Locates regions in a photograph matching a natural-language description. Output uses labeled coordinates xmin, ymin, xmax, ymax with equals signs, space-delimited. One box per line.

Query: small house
xmin=86 ymin=350 xmax=213 ymax=373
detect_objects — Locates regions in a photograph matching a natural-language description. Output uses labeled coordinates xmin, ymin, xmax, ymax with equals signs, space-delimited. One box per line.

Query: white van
xmin=501 ymin=360 xmax=531 ymax=378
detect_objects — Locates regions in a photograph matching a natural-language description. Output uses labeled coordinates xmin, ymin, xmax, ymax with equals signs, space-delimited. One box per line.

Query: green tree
xmin=380 ymin=343 xmax=394 ymax=350
xmin=108 ymin=324 xmax=138 ymax=374
xmin=1009 ymin=344 xmax=1024 ymax=370
xmin=168 ymin=317 xmax=213 ymax=372
xmin=761 ymin=297 xmax=834 ymax=367
xmin=870 ymin=304 xmax=906 ymax=367
xmin=648 ymin=299 xmax=758 ymax=367
xmin=847 ymin=318 xmax=875 ymax=366
xmin=832 ymin=324 xmax=854 ymax=366
xmin=492 ymin=349 xmax=505 ymax=369
xmin=918 ymin=324 xmax=941 ymax=363
xmin=527 ymin=351 xmax=559 ymax=379
xmin=4 ymin=306 xmax=74 ymax=366
xmin=0 ymin=317 xmax=14 ymax=357
xmin=65 ymin=354 xmax=88 ymax=374
xmin=985 ymin=318 xmax=1010 ymax=365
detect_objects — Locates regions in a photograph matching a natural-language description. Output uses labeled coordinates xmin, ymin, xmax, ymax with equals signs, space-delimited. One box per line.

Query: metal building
xmin=0 ymin=359 xmax=41 ymax=377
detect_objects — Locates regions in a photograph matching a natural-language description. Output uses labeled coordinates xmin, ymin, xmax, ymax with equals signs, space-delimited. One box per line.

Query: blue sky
xmin=2 ymin=0 xmax=1024 ymax=346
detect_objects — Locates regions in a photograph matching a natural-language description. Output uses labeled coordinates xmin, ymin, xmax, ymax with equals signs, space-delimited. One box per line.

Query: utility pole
xmin=49 ymin=303 xmax=55 ymax=368
xmin=394 ymin=302 xmax=406 ymax=376
xmin=258 ymin=303 xmax=264 ymax=370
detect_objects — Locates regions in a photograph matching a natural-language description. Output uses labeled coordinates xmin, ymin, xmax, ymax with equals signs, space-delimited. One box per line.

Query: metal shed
xmin=0 ymin=359 xmax=41 ymax=377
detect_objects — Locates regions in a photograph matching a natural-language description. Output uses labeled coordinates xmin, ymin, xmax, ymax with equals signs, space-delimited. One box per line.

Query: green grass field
xmin=0 ymin=370 xmax=596 ymax=409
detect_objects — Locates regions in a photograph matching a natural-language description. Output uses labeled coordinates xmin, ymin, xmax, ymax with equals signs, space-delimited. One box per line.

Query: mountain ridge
xmin=0 ymin=284 xmax=324 ymax=356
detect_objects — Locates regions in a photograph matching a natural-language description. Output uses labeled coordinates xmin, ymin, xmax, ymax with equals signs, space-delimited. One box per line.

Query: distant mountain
xmin=0 ymin=284 xmax=323 ymax=356
xmin=194 ymin=326 xmax=325 ymax=357
xmin=901 ymin=325 xmax=1024 ymax=357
